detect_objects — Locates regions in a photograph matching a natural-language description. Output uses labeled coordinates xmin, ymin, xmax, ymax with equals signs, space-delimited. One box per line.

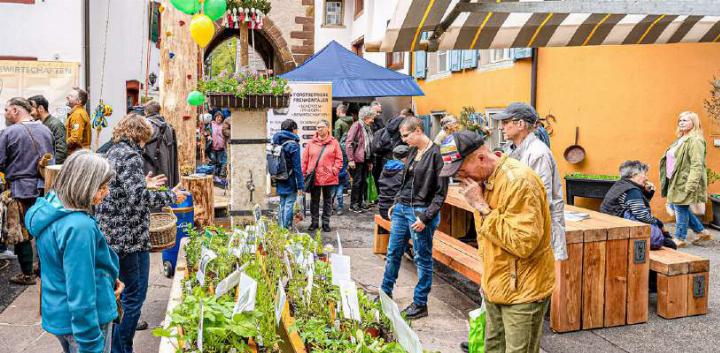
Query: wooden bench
xmin=649 ymin=247 xmax=709 ymax=319
xmin=373 ymin=214 xmax=483 ymax=285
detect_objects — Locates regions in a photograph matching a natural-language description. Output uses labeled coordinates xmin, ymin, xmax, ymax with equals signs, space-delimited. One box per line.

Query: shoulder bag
xmin=304 ymin=144 xmax=327 ymax=193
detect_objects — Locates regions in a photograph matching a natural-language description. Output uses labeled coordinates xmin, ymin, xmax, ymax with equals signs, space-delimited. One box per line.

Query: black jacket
xmin=373 ymin=116 xmax=406 ymax=158
xmin=378 ymin=160 xmax=405 ymax=220
xmin=396 ymin=144 xmax=448 ymax=224
xmin=142 ymin=115 xmax=180 ymax=187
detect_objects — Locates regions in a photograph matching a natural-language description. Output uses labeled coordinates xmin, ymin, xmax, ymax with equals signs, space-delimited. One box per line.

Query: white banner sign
xmin=267 ymin=82 xmax=332 ymax=149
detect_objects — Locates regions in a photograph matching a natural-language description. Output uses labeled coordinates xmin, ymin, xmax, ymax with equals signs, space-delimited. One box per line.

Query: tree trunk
xmin=181 ymin=174 xmax=214 ymax=227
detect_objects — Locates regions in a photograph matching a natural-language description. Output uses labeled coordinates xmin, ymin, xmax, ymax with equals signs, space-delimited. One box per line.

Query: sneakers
xmin=350 ymin=205 xmax=363 ymax=214
xmin=0 ymin=250 xmax=17 ymax=260
xmin=307 ymin=224 xmax=319 ymax=232
xmin=9 ymin=273 xmax=36 ymax=285
xmin=322 ymin=224 xmax=331 ymax=233
xmin=692 ymin=231 xmax=714 ymax=245
xmin=362 ymin=202 xmax=372 ymax=210
xmin=401 ymin=302 xmax=428 ymax=320
xmin=136 ymin=320 xmax=149 ymax=331
xmin=336 ymin=208 xmax=344 ymax=216
xmin=673 ymin=238 xmax=688 ymax=248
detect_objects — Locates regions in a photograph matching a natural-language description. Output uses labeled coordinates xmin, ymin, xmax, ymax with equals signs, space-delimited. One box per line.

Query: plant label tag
xmin=196 ymin=247 xmax=218 ymax=286
xmin=339 ymin=280 xmax=362 ymax=322
xmin=274 ymin=279 xmax=286 ymax=325
xmin=379 ymin=291 xmax=422 ymax=353
xmin=283 ymin=253 xmax=293 ymax=280
xmin=198 ymin=300 xmax=204 ymax=352
xmin=330 ymin=253 xmax=351 ymax=286
xmin=253 ymin=204 xmax=262 ymax=221
xmin=215 ymin=263 xmax=248 ymax=298
xmin=233 ymin=272 xmax=257 ymax=314
xmin=304 ymin=268 xmax=314 ymax=305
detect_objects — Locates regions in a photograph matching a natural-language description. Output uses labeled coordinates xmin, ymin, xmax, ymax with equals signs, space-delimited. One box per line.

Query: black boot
xmin=401 ymin=302 xmax=428 ymax=320
xmin=322 ymin=224 xmax=331 ymax=232
xmin=308 ymin=223 xmax=319 ymax=232
xmin=460 ymin=341 xmax=469 ymax=353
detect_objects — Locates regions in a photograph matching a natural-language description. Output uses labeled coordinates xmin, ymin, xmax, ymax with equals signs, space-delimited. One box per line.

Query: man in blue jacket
xmin=273 ymin=119 xmax=305 ymax=229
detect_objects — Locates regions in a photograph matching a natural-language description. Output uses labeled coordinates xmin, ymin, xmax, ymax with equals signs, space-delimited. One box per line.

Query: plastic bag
xmin=367 ymin=174 xmax=378 ymax=203
xmin=468 ymin=303 xmax=486 ymax=353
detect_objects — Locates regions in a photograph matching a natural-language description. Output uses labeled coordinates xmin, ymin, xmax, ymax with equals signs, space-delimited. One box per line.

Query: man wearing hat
xmin=494 ymin=102 xmax=567 ymax=261
xmin=440 ymin=131 xmax=554 ymax=353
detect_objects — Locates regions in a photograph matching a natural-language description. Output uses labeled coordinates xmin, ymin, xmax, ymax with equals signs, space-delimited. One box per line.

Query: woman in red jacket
xmin=302 ymin=120 xmax=343 ymax=232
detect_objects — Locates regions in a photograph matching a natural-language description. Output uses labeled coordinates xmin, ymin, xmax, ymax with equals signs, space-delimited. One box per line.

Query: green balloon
xmin=170 ymin=0 xmax=200 ymax=15
xmin=204 ymin=0 xmax=227 ymax=21
xmin=187 ymin=91 xmax=206 ymax=106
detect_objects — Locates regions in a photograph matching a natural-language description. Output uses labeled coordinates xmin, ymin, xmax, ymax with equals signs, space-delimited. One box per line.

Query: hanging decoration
xmin=204 ymin=0 xmax=227 ymax=21
xmin=187 ymin=90 xmax=206 ymax=106
xmin=169 ymin=0 xmax=201 ymax=15
xmin=223 ymin=0 xmax=271 ymax=29
xmin=189 ymin=14 xmax=215 ymax=48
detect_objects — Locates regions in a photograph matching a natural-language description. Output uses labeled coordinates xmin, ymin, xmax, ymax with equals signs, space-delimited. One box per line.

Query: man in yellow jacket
xmin=440 ymin=131 xmax=554 ymax=353
xmin=65 ymin=87 xmax=91 ymax=154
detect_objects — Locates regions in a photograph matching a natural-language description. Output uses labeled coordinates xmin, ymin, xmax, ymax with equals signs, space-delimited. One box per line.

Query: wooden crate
xmin=650 ymin=247 xmax=709 ymax=319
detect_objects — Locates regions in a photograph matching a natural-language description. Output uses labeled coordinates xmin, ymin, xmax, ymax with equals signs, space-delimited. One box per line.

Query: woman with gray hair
xmin=433 ymin=115 xmax=460 ymax=145
xmin=95 ymin=113 xmax=186 ymax=353
xmin=600 ymin=160 xmax=675 ymax=250
xmin=25 ymin=150 xmax=123 ymax=353
xmin=346 ymin=106 xmax=376 ymax=213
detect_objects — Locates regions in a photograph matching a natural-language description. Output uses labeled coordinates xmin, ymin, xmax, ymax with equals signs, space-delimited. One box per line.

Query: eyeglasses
xmin=401 ymin=131 xmax=412 ymax=138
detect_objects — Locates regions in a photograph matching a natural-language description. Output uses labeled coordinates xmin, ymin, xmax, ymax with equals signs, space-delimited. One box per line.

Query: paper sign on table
xmin=339 ymin=280 xmax=362 ymax=322
xmin=196 ymin=247 xmax=218 ymax=286
xmin=330 ymin=253 xmax=351 ymax=286
xmin=274 ymin=279 xmax=286 ymax=325
xmin=233 ymin=273 xmax=258 ymax=314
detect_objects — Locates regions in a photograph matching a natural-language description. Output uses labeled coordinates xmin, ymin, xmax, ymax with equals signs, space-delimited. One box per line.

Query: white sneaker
xmin=0 ymin=250 xmax=17 ymax=260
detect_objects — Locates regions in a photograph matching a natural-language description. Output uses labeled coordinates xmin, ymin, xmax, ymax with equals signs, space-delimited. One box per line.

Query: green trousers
xmin=485 ymin=298 xmax=549 ymax=353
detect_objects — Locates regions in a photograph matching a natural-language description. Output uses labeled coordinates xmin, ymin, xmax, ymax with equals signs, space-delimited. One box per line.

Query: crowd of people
xmin=0 ymin=89 xmax=713 ymax=353
xmin=1 ymin=92 xmax=185 ymax=353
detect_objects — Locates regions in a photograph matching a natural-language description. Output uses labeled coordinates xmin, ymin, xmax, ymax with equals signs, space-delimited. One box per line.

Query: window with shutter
xmin=512 ymin=48 xmax=533 ymax=60
xmin=414 ymin=51 xmax=427 ymax=79
xmin=450 ymin=51 xmax=462 ymax=72
xmin=461 ymin=50 xmax=478 ymax=69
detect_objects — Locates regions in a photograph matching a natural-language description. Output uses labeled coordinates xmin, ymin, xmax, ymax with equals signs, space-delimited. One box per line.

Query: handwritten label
xmin=339 ymin=280 xmax=361 ymax=322
xmin=233 ymin=273 xmax=258 ymax=314
xmin=274 ymin=279 xmax=286 ymax=325
xmin=196 ymin=247 xmax=218 ymax=286
xmin=215 ymin=264 xmax=247 ymax=298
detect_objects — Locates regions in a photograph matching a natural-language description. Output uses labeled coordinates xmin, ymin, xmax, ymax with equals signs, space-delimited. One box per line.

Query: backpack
xmin=373 ymin=127 xmax=401 ymax=157
xmin=267 ymin=140 xmax=295 ymax=185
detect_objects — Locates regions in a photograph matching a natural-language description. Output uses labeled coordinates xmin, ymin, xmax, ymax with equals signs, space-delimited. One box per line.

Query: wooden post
xmin=160 ymin=0 xmax=199 ymax=173
xmin=181 ymin=175 xmax=214 ymax=227
xmin=581 ymin=240 xmax=606 ymax=329
xmin=239 ymin=25 xmax=249 ymax=67
xmin=44 ymin=165 xmax=62 ymax=193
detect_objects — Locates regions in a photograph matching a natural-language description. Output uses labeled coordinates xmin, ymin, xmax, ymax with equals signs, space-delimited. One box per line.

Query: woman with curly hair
xmin=95 ymin=114 xmax=186 ymax=353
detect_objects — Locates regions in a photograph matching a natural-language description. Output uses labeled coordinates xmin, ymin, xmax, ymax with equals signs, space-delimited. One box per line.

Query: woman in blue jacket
xmin=25 ymin=150 xmax=121 ymax=353
xmin=272 ymin=119 xmax=305 ymax=228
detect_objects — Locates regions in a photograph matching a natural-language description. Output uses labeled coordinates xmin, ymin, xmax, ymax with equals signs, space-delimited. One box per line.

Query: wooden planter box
xmin=207 ymin=93 xmax=291 ymax=109
xmin=564 ymin=177 xmax=616 ymax=205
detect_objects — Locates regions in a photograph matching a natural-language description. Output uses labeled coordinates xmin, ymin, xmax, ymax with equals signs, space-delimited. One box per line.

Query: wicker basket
xmin=149 ymin=211 xmax=177 ymax=252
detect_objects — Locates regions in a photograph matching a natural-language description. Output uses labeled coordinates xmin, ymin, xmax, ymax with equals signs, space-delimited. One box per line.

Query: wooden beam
xmin=456 ymin=1 xmax=720 ymax=17
xmin=428 ymin=0 xmax=471 ymax=52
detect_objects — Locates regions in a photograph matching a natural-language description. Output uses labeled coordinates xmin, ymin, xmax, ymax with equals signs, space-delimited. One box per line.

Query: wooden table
xmin=439 ymin=186 xmax=650 ymax=333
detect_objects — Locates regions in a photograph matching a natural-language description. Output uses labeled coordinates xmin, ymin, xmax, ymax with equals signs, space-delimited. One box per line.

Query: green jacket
xmin=42 ymin=115 xmax=67 ymax=164
xmin=660 ymin=134 xmax=707 ymax=205
xmin=333 ymin=115 xmax=354 ymax=141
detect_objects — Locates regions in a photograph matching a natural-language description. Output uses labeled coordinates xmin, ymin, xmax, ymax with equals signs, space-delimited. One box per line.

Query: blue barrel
xmin=162 ymin=194 xmax=194 ymax=277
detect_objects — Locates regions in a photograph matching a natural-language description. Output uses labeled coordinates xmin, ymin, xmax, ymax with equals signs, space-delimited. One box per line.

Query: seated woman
xmin=600 ymin=160 xmax=676 ymax=250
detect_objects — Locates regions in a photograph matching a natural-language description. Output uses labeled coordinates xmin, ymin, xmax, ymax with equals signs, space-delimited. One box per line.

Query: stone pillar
xmin=229 ymin=109 xmax=269 ymax=224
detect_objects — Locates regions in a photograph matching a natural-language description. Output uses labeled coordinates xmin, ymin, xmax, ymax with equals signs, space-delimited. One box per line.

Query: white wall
xmin=315 ymin=0 xmax=352 ymax=50
xmin=89 ymin=0 xmax=160 ymax=145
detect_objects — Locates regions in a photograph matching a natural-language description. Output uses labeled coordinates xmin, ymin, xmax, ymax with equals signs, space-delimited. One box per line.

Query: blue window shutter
xmin=462 ymin=50 xmax=478 ymax=69
xmin=450 ymin=50 xmax=462 ymax=72
xmin=420 ymin=115 xmax=432 ymax=137
xmin=414 ymin=51 xmax=427 ymax=79
xmin=512 ymin=48 xmax=532 ymax=60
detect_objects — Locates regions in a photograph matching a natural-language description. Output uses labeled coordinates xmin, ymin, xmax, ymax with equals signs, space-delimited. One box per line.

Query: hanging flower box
xmin=207 ymin=93 xmax=291 ymax=109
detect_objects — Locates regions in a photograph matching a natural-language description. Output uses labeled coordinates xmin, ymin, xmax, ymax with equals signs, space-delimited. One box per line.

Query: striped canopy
xmin=376 ymin=0 xmax=720 ymax=52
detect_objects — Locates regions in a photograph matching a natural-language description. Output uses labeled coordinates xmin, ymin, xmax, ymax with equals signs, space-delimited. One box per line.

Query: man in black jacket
xmin=380 ymin=117 xmax=448 ymax=320
xmin=142 ymin=101 xmax=179 ymax=187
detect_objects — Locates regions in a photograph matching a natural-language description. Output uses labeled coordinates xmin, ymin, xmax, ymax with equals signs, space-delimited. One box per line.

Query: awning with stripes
xmin=373 ymin=0 xmax=720 ymax=52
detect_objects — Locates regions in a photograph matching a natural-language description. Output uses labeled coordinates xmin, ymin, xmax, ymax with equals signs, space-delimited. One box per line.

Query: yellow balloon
xmin=189 ymin=14 xmax=215 ymax=48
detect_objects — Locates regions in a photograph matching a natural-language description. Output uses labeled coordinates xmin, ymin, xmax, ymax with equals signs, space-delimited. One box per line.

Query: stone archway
xmin=205 ymin=17 xmax=297 ymax=74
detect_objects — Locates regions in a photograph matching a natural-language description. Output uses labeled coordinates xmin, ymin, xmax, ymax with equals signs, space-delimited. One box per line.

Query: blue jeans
xmin=278 ymin=192 xmax=298 ymax=229
xmin=56 ymin=323 xmax=113 ymax=353
xmin=672 ymin=204 xmax=705 ymax=240
xmin=334 ymin=183 xmax=345 ymax=210
xmin=381 ymin=203 xmax=440 ymax=306
xmin=112 ymin=251 xmax=150 ymax=353
xmin=210 ymin=149 xmax=227 ymax=176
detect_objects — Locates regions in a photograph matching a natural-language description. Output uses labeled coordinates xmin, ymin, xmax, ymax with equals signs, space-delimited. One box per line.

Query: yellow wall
xmin=415 ymin=43 xmax=720 ymax=221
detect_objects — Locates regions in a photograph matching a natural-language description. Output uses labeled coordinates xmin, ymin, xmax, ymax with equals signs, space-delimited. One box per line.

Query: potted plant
xmin=705 ymin=78 xmax=720 ymax=228
xmin=199 ymin=70 xmax=291 ymax=109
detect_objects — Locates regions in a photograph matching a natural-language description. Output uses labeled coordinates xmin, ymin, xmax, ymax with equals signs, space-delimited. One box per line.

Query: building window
xmin=354 ymin=0 xmax=364 ymax=18
xmin=324 ymin=0 xmax=343 ymax=26
xmin=352 ymin=37 xmax=364 ymax=57
xmin=486 ymin=109 xmax=509 ymax=149
xmin=437 ymin=51 xmax=449 ymax=72
xmin=490 ymin=49 xmax=512 ymax=63
xmin=386 ymin=52 xmax=404 ymax=70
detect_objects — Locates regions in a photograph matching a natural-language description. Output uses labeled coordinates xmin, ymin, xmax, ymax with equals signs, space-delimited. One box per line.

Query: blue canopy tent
xmin=280 ymin=40 xmax=424 ymax=99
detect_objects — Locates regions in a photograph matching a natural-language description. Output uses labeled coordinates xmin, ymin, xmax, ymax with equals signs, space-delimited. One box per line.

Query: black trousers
xmin=350 ymin=162 xmax=368 ymax=207
xmin=372 ymin=155 xmax=386 ymax=194
xmin=16 ymin=198 xmax=37 ymax=275
xmin=310 ymin=185 xmax=336 ymax=226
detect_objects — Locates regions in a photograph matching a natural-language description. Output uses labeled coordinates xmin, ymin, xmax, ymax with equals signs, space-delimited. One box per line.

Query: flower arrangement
xmin=199 ymin=70 xmax=290 ymax=98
